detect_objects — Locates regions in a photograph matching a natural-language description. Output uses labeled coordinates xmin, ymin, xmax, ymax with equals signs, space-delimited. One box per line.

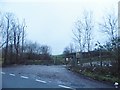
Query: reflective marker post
xmin=114 ymin=82 xmax=119 ymax=88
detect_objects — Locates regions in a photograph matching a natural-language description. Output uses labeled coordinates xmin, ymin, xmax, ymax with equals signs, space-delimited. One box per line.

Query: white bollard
xmin=114 ymin=82 xmax=119 ymax=88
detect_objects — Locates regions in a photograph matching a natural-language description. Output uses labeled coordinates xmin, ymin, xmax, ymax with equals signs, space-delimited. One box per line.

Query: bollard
xmin=114 ymin=82 xmax=119 ymax=88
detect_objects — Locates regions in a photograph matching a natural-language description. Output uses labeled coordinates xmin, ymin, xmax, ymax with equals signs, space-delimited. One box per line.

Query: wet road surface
xmin=2 ymin=65 xmax=114 ymax=89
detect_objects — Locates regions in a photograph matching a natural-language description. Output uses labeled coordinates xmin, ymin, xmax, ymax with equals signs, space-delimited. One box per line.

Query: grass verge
xmin=68 ymin=66 xmax=120 ymax=84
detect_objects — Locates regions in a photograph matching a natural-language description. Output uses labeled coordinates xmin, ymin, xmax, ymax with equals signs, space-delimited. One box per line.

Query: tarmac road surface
xmin=1 ymin=65 xmax=115 ymax=89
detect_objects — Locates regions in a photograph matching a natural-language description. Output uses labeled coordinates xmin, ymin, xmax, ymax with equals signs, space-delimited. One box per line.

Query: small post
xmin=114 ymin=82 xmax=119 ymax=88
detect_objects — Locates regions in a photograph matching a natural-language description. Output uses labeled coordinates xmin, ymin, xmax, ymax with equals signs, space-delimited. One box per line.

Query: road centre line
xmin=58 ymin=85 xmax=72 ymax=89
xmin=1 ymin=72 xmax=5 ymax=74
xmin=35 ymin=79 xmax=47 ymax=83
xmin=9 ymin=73 xmax=15 ymax=76
xmin=21 ymin=76 xmax=29 ymax=79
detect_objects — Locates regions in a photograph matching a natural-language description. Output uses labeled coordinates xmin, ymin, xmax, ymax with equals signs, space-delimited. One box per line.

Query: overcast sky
xmin=0 ymin=0 xmax=119 ymax=55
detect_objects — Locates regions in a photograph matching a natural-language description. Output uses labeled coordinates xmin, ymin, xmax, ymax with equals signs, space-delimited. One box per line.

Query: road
xmin=1 ymin=65 xmax=115 ymax=89
xmin=2 ymin=72 xmax=59 ymax=88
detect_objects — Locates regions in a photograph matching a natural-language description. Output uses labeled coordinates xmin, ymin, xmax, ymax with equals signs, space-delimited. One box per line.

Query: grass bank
xmin=67 ymin=66 xmax=120 ymax=84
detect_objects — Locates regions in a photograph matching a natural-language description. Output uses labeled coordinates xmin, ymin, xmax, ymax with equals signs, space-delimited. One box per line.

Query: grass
xmin=78 ymin=57 xmax=114 ymax=64
xmin=52 ymin=55 xmax=65 ymax=65
xmin=68 ymin=66 xmax=120 ymax=84
xmin=82 ymin=71 xmax=120 ymax=83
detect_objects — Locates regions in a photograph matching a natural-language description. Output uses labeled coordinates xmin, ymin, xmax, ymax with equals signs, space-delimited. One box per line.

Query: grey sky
xmin=0 ymin=0 xmax=119 ymax=55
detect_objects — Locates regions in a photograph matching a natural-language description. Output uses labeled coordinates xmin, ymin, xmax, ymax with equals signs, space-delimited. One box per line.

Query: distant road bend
xmin=2 ymin=65 xmax=114 ymax=88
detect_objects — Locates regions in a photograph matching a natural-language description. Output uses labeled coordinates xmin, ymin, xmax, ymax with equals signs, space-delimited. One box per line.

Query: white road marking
xmin=9 ymin=73 xmax=15 ymax=76
xmin=58 ymin=85 xmax=71 ymax=89
xmin=35 ymin=79 xmax=47 ymax=83
xmin=21 ymin=76 xmax=29 ymax=79
xmin=1 ymin=72 xmax=5 ymax=74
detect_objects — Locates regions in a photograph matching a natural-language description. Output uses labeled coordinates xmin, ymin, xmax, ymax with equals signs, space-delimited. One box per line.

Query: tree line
xmin=63 ymin=10 xmax=119 ymax=74
xmin=0 ymin=12 xmax=52 ymax=65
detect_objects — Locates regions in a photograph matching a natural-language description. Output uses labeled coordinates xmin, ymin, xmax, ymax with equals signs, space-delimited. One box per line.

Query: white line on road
xmin=1 ymin=72 xmax=5 ymax=74
xmin=21 ymin=76 xmax=29 ymax=79
xmin=35 ymin=79 xmax=47 ymax=83
xmin=9 ymin=73 xmax=15 ymax=76
xmin=58 ymin=85 xmax=71 ymax=89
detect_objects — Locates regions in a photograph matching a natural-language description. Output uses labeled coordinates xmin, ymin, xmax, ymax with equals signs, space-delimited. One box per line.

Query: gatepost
xmin=76 ymin=52 xmax=80 ymax=66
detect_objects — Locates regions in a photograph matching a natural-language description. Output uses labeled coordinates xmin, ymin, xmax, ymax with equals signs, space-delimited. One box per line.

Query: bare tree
xmin=23 ymin=40 xmax=52 ymax=60
xmin=99 ymin=11 xmax=117 ymax=43
xmin=1 ymin=12 xmax=27 ymax=65
xmin=83 ymin=11 xmax=94 ymax=66
xmin=40 ymin=45 xmax=51 ymax=55
xmin=99 ymin=11 xmax=118 ymax=61
xmin=83 ymin=11 xmax=93 ymax=52
xmin=2 ymin=13 xmax=14 ymax=64
xmin=0 ymin=12 xmax=4 ymax=48
xmin=72 ymin=10 xmax=94 ymax=66
xmin=63 ymin=43 xmax=75 ymax=54
xmin=20 ymin=19 xmax=26 ymax=61
xmin=72 ymin=20 xmax=84 ymax=52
